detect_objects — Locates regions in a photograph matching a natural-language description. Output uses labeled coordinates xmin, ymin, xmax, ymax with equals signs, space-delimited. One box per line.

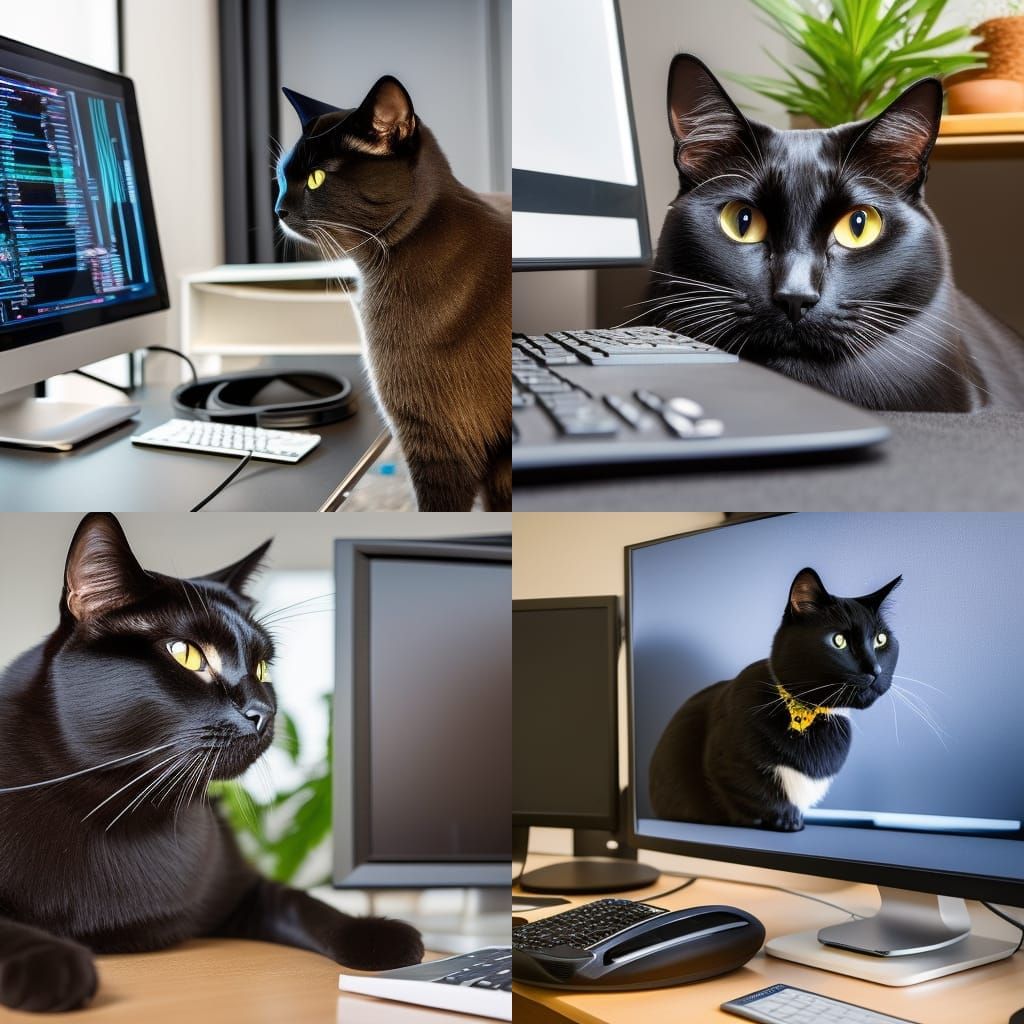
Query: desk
xmin=513 ymin=408 xmax=1024 ymax=510
xmin=513 ymin=859 xmax=1024 ymax=1024
xmin=0 ymin=356 xmax=388 ymax=512
xmin=0 ymin=938 xmax=458 ymax=1024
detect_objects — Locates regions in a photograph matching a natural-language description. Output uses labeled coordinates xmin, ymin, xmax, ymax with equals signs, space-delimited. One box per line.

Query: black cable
xmin=68 ymin=368 xmax=134 ymax=396
xmin=982 ymin=902 xmax=1024 ymax=953
xmin=189 ymin=450 xmax=254 ymax=512
xmin=146 ymin=345 xmax=199 ymax=384
xmin=641 ymin=875 xmax=699 ymax=902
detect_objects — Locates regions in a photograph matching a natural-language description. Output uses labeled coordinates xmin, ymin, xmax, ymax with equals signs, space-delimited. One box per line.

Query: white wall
xmin=0 ymin=512 xmax=509 ymax=671
xmin=0 ymin=0 xmax=118 ymax=70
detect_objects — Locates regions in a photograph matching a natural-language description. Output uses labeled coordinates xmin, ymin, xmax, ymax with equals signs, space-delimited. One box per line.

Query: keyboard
xmin=722 ymin=984 xmax=919 ymax=1024
xmin=512 ymin=898 xmax=667 ymax=951
xmin=338 ymin=946 xmax=511 ymax=1020
xmin=512 ymin=327 xmax=890 ymax=473
xmin=131 ymin=418 xmax=321 ymax=463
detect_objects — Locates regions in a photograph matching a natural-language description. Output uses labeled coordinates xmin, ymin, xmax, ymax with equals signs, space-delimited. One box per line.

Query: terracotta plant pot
xmin=973 ymin=16 xmax=1024 ymax=85
xmin=946 ymin=77 xmax=1024 ymax=114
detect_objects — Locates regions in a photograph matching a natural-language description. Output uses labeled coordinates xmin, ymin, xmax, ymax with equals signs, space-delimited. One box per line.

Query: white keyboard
xmin=339 ymin=947 xmax=511 ymax=1021
xmin=131 ymin=418 xmax=321 ymax=463
xmin=723 ymin=984 xmax=918 ymax=1024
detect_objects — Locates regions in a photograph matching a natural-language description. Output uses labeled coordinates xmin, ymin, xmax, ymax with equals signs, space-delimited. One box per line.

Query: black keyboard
xmin=512 ymin=899 xmax=667 ymax=952
xmin=511 ymin=326 xmax=891 ymax=473
xmin=435 ymin=949 xmax=513 ymax=992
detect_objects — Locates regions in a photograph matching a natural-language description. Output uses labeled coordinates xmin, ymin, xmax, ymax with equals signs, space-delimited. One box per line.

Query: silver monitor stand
xmin=767 ymin=886 xmax=1019 ymax=986
xmin=0 ymin=386 xmax=138 ymax=451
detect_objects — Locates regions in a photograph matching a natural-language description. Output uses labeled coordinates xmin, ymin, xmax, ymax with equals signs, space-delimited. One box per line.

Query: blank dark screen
xmin=367 ymin=557 xmax=511 ymax=860
xmin=512 ymin=606 xmax=616 ymax=823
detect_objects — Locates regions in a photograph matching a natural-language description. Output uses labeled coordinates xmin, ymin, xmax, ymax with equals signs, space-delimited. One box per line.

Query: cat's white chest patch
xmin=772 ymin=765 xmax=832 ymax=812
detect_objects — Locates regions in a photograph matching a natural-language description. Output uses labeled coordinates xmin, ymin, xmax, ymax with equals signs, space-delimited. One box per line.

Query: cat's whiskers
xmin=612 ymin=295 xmax=733 ymax=331
xmin=308 ymin=217 xmax=390 ymax=262
xmin=112 ymin=749 xmax=196 ymax=826
xmin=81 ymin=749 xmax=185 ymax=823
xmin=256 ymin=591 xmax=336 ymax=627
xmin=648 ymin=270 xmax=745 ymax=296
xmin=890 ymin=673 xmax=944 ymax=694
xmin=855 ymin=299 xmax=964 ymax=338
xmin=688 ymin=171 xmax=758 ymax=195
xmin=0 ymin=742 xmax=177 ymax=794
xmin=891 ymin=686 xmax=949 ymax=749
xmin=307 ymin=226 xmax=358 ymax=303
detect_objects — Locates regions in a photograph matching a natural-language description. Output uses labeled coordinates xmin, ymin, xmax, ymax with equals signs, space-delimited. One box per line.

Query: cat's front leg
xmin=0 ymin=916 xmax=97 ymax=1012
xmin=763 ymin=805 xmax=804 ymax=832
xmin=211 ymin=878 xmax=424 ymax=971
xmin=406 ymin=454 xmax=480 ymax=512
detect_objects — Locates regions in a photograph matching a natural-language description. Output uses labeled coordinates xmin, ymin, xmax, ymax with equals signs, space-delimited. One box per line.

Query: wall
xmin=0 ymin=512 xmax=510 ymax=671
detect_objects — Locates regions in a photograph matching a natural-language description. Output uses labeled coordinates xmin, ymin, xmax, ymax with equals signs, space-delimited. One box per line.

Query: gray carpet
xmin=512 ymin=409 xmax=1024 ymax=511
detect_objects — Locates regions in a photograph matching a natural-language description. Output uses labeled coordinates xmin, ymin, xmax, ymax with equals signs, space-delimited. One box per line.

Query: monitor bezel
xmin=624 ymin=513 xmax=1024 ymax=908
xmin=333 ymin=539 xmax=512 ymax=888
xmin=512 ymin=594 xmax=620 ymax=831
xmin=511 ymin=0 xmax=653 ymax=273
xmin=0 ymin=32 xmax=169 ymax=358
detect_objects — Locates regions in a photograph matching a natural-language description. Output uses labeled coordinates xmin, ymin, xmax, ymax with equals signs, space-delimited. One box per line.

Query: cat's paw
xmin=333 ymin=915 xmax=425 ymax=971
xmin=764 ymin=809 xmax=804 ymax=832
xmin=0 ymin=939 xmax=97 ymax=1012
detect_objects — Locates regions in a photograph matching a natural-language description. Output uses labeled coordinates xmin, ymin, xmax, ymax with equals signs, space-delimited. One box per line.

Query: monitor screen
xmin=513 ymin=598 xmax=618 ymax=829
xmin=366 ymin=556 xmax=511 ymax=861
xmin=512 ymin=0 xmax=651 ymax=270
xmin=628 ymin=514 xmax=1024 ymax=903
xmin=0 ymin=34 xmax=166 ymax=356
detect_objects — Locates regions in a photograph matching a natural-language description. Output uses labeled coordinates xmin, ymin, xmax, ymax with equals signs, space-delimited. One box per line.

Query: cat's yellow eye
xmin=833 ymin=206 xmax=882 ymax=249
xmin=719 ymin=201 xmax=767 ymax=244
xmin=874 ymin=632 xmax=888 ymax=649
xmin=256 ymin=660 xmax=271 ymax=683
xmin=307 ymin=169 xmax=326 ymax=190
xmin=831 ymin=633 xmax=847 ymax=650
xmin=167 ymin=640 xmax=205 ymax=672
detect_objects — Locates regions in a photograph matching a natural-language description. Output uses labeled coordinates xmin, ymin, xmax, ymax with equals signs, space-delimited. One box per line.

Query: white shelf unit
xmin=180 ymin=260 xmax=366 ymax=361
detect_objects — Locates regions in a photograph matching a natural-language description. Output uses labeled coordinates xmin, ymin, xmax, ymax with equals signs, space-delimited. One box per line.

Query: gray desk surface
xmin=513 ymin=409 xmax=1024 ymax=511
xmin=0 ymin=355 xmax=388 ymax=512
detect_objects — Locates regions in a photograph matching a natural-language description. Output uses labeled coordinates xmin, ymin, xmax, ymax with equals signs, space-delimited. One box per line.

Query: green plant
xmin=209 ymin=697 xmax=333 ymax=884
xmin=732 ymin=0 xmax=988 ymax=125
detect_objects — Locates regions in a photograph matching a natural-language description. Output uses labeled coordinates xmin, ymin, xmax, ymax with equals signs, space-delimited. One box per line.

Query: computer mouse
xmin=1009 ymin=1009 xmax=1024 ymax=1024
xmin=513 ymin=904 xmax=765 ymax=991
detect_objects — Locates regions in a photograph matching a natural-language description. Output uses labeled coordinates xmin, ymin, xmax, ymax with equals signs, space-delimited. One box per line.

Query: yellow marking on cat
xmin=776 ymin=683 xmax=834 ymax=733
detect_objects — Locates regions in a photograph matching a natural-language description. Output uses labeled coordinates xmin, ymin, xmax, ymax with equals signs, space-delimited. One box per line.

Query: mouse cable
xmin=639 ymin=876 xmax=699 ymax=902
xmin=145 ymin=345 xmax=199 ymax=385
xmin=190 ymin=450 xmax=254 ymax=512
xmin=981 ymin=902 xmax=1024 ymax=954
xmin=68 ymin=368 xmax=134 ymax=395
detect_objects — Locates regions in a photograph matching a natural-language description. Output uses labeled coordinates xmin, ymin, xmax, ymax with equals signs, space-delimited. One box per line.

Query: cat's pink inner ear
xmin=789 ymin=569 xmax=827 ymax=614
xmin=371 ymin=79 xmax=415 ymax=140
xmin=64 ymin=513 xmax=147 ymax=622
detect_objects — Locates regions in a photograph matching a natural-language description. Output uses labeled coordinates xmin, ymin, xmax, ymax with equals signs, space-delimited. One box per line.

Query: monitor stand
xmin=766 ymin=886 xmax=1019 ymax=986
xmin=0 ymin=391 xmax=139 ymax=450
xmin=515 ymin=825 xmax=659 ymax=895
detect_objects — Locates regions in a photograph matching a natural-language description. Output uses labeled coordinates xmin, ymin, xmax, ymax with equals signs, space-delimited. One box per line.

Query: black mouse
xmin=1009 ymin=1009 xmax=1024 ymax=1024
xmin=513 ymin=903 xmax=765 ymax=991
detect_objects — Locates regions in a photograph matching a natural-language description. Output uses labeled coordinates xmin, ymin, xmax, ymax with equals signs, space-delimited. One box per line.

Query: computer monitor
xmin=513 ymin=595 xmax=657 ymax=894
xmin=627 ymin=514 xmax=1024 ymax=985
xmin=511 ymin=0 xmax=651 ymax=270
xmin=0 ymin=34 xmax=168 ymax=447
xmin=333 ymin=539 xmax=511 ymax=888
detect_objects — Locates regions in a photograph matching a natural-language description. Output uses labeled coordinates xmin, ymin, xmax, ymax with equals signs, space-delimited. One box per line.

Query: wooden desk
xmin=513 ymin=859 xmax=1024 ymax=1024
xmin=0 ymin=939 xmax=457 ymax=1024
xmin=934 ymin=112 xmax=1024 ymax=160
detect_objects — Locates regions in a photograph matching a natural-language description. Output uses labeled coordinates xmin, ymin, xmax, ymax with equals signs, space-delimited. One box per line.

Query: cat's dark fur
xmin=648 ymin=54 xmax=1024 ymax=411
xmin=648 ymin=567 xmax=901 ymax=832
xmin=0 ymin=513 xmax=422 ymax=1013
xmin=275 ymin=77 xmax=510 ymax=511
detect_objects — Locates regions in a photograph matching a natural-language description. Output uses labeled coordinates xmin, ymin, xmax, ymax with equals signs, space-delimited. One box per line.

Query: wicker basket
xmin=974 ymin=16 xmax=1024 ymax=86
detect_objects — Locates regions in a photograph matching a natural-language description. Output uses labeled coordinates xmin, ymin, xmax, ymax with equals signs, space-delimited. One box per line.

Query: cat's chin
xmin=843 ymin=682 xmax=891 ymax=710
xmin=207 ymin=734 xmax=272 ymax=780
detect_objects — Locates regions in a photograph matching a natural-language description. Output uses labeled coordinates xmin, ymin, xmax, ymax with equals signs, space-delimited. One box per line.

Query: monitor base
xmin=767 ymin=887 xmax=1018 ymax=986
xmin=0 ymin=398 xmax=139 ymax=450
xmin=518 ymin=857 xmax=660 ymax=895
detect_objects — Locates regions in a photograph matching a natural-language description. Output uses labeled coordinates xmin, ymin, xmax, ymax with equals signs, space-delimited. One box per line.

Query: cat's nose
xmin=773 ymin=287 xmax=819 ymax=323
xmin=241 ymin=700 xmax=273 ymax=736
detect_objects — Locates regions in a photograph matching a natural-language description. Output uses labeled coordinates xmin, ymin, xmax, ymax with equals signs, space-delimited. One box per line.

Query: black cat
xmin=0 ymin=513 xmax=422 ymax=1013
xmin=647 ymin=54 xmax=1024 ymax=412
xmin=648 ymin=567 xmax=901 ymax=832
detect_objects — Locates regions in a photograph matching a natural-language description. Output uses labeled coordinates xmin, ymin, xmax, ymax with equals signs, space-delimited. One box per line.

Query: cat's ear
xmin=346 ymin=76 xmax=417 ymax=154
xmin=787 ymin=568 xmax=832 ymax=615
xmin=845 ymin=79 xmax=942 ymax=197
xmin=857 ymin=574 xmax=903 ymax=614
xmin=63 ymin=513 xmax=152 ymax=622
xmin=282 ymin=86 xmax=340 ymax=130
xmin=200 ymin=539 xmax=272 ymax=597
xmin=667 ymin=54 xmax=755 ymax=186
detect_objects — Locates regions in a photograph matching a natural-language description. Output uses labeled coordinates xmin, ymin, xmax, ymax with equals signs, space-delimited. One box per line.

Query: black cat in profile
xmin=648 ymin=54 xmax=1024 ymax=411
xmin=649 ymin=567 xmax=901 ymax=832
xmin=0 ymin=513 xmax=422 ymax=1013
